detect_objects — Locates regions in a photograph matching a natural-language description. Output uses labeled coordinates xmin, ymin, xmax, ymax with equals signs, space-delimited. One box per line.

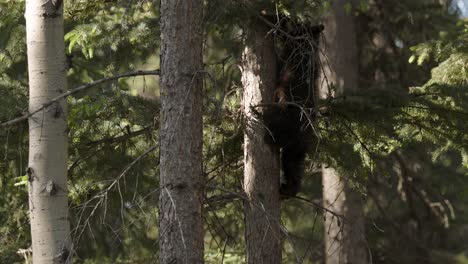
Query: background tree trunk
xmin=26 ymin=0 xmax=71 ymax=263
xmin=320 ymin=1 xmax=368 ymax=263
xmin=322 ymin=168 xmax=367 ymax=264
xmin=158 ymin=0 xmax=204 ymax=263
xmin=241 ymin=22 xmax=282 ymax=264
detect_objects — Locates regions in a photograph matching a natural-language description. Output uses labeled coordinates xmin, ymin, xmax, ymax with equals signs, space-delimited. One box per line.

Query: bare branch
xmin=0 ymin=69 xmax=160 ymax=128
xmin=86 ymin=126 xmax=152 ymax=146
xmin=71 ymin=144 xmax=158 ymax=244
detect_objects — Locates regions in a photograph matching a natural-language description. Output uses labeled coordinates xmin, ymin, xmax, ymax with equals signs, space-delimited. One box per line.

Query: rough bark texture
xmin=241 ymin=22 xmax=282 ymax=264
xmin=320 ymin=1 xmax=368 ymax=263
xmin=158 ymin=1 xmax=204 ymax=263
xmin=26 ymin=0 xmax=71 ymax=263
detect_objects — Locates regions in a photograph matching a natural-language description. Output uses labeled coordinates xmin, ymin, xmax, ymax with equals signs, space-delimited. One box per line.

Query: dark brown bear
xmin=262 ymin=16 xmax=324 ymax=197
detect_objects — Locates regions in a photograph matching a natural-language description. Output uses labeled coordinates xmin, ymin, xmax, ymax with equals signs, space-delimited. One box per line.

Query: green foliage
xmin=60 ymin=6 xmax=163 ymax=259
xmin=205 ymin=249 xmax=244 ymax=264
xmin=66 ymin=91 xmax=159 ymax=261
xmin=0 ymin=149 xmax=30 ymax=262
xmin=65 ymin=3 xmax=158 ymax=60
xmin=0 ymin=0 xmax=26 ymax=74
xmin=65 ymin=24 xmax=99 ymax=59
xmin=405 ymin=18 xmax=468 ymax=168
xmin=64 ymin=1 xmax=160 ymax=89
xmin=0 ymin=2 xmax=30 ymax=262
xmin=410 ymin=19 xmax=468 ymax=65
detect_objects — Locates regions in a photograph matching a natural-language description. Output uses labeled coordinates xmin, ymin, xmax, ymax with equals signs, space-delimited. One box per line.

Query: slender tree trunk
xmin=241 ymin=22 xmax=282 ymax=264
xmin=322 ymin=168 xmax=367 ymax=264
xmin=158 ymin=1 xmax=204 ymax=263
xmin=25 ymin=0 xmax=71 ymax=263
xmin=320 ymin=1 xmax=368 ymax=263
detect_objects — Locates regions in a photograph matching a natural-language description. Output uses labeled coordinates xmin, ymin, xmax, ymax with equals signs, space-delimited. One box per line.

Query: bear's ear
xmin=313 ymin=24 xmax=325 ymax=33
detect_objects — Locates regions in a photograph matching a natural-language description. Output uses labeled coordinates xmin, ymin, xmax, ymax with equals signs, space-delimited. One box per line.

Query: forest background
xmin=0 ymin=0 xmax=467 ymax=263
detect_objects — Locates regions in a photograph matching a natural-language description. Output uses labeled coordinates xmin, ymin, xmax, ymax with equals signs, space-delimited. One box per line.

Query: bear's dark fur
xmin=262 ymin=17 xmax=324 ymax=197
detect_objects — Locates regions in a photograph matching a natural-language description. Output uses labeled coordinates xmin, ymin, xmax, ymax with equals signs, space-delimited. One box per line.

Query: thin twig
xmin=72 ymin=144 xmax=158 ymax=245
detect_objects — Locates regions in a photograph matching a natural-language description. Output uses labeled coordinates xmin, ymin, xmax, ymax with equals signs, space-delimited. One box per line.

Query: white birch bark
xmin=26 ymin=0 xmax=71 ymax=263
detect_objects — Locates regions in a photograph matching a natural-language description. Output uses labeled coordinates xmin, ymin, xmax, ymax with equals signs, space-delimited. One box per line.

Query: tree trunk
xmin=158 ymin=1 xmax=204 ymax=263
xmin=322 ymin=168 xmax=367 ymax=264
xmin=241 ymin=22 xmax=282 ymax=264
xmin=25 ymin=0 xmax=71 ymax=263
xmin=320 ymin=1 xmax=368 ymax=263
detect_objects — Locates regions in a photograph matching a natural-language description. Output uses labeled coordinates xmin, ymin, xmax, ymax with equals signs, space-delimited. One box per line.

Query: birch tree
xmin=158 ymin=0 xmax=205 ymax=263
xmin=25 ymin=0 xmax=71 ymax=263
